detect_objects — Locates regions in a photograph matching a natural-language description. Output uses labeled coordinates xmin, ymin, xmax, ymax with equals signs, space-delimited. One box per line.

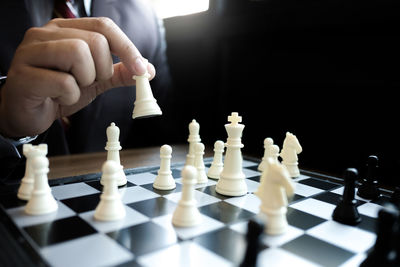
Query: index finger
xmin=46 ymin=17 xmax=148 ymax=75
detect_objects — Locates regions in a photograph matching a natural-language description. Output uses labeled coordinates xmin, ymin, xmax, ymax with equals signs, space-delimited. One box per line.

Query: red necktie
xmin=54 ymin=0 xmax=77 ymax=18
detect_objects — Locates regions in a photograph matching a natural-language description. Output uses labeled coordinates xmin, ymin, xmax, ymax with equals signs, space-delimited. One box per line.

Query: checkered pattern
xmin=0 ymin=158 xmax=389 ymax=267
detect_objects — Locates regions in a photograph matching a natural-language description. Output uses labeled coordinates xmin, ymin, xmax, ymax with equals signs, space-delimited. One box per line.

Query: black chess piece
xmin=240 ymin=218 xmax=264 ymax=267
xmin=390 ymin=187 xmax=400 ymax=209
xmin=360 ymin=203 xmax=399 ymax=267
xmin=332 ymin=168 xmax=362 ymax=225
xmin=357 ymin=155 xmax=381 ymax=200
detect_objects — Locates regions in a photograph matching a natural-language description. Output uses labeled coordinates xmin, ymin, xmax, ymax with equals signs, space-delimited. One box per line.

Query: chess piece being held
xmin=258 ymin=158 xmax=295 ymax=235
xmin=280 ymin=132 xmax=302 ymax=178
xmin=103 ymin=122 xmax=127 ymax=186
xmin=132 ymin=71 xmax=162 ymax=119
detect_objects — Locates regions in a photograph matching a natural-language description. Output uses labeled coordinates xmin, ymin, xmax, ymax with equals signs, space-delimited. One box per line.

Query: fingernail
xmin=134 ymin=57 xmax=147 ymax=74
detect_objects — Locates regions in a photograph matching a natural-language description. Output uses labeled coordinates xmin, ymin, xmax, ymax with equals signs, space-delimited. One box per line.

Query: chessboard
xmin=0 ymin=156 xmax=392 ymax=267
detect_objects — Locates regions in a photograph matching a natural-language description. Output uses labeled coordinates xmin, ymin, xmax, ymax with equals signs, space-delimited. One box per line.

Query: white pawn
xmin=103 ymin=122 xmax=127 ymax=186
xmin=280 ymin=132 xmax=303 ymax=178
xmin=25 ymin=155 xmax=58 ymax=215
xmin=207 ymin=140 xmax=225 ymax=180
xmin=94 ymin=160 xmax=126 ymax=221
xmin=194 ymin=143 xmax=208 ymax=184
xmin=132 ymin=72 xmax=162 ymax=119
xmin=172 ymin=165 xmax=202 ymax=227
xmin=153 ymin=145 xmax=176 ymax=190
xmin=259 ymin=159 xmax=295 ymax=235
xmin=258 ymin=138 xmax=274 ymax=172
xmin=255 ymin=144 xmax=280 ymax=197
xmin=18 ymin=144 xmax=48 ymax=200
xmin=185 ymin=119 xmax=201 ymax=166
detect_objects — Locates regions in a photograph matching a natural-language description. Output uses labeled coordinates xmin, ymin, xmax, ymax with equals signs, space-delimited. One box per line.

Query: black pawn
xmin=240 ymin=218 xmax=264 ymax=267
xmin=332 ymin=168 xmax=362 ymax=225
xmin=360 ymin=203 xmax=398 ymax=267
xmin=357 ymin=155 xmax=381 ymax=200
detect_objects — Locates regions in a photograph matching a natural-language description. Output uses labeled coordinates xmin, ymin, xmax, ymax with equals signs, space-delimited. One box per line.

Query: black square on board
xmin=23 ymin=216 xmax=96 ymax=247
xmin=312 ymin=191 xmax=366 ymax=207
xmin=127 ymin=197 xmax=177 ymax=218
xmin=0 ymin=193 xmax=27 ymax=209
xmin=356 ymin=214 xmax=378 ymax=233
xmin=281 ymin=234 xmax=354 ymax=267
xmin=107 ymin=221 xmax=177 ymax=256
xmin=198 ymin=201 xmax=255 ymax=224
xmin=298 ymin=178 xmax=340 ymax=191
xmin=286 ymin=207 xmax=326 ymax=230
xmin=193 ymin=227 xmax=252 ymax=264
xmin=61 ymin=193 xmax=101 ymax=213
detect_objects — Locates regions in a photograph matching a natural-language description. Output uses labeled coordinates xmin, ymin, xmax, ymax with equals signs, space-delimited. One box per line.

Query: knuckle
xmin=44 ymin=18 xmax=62 ymax=27
xmin=58 ymin=74 xmax=76 ymax=91
xmin=24 ymin=27 xmax=43 ymax=40
xmin=95 ymin=17 xmax=115 ymax=31
xmin=58 ymin=75 xmax=80 ymax=103
xmin=89 ymin=32 xmax=108 ymax=49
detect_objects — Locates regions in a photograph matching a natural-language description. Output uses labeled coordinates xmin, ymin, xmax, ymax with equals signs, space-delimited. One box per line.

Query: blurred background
xmin=148 ymin=0 xmax=400 ymax=187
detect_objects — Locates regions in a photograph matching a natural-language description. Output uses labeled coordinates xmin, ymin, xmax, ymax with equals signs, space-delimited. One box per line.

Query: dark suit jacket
xmin=0 ymin=0 xmax=173 ymax=183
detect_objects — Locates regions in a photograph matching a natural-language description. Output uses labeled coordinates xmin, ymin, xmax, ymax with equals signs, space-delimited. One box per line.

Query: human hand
xmin=0 ymin=17 xmax=155 ymax=138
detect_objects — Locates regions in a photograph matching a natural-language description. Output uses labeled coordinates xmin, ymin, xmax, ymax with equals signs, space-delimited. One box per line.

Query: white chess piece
xmin=153 ymin=144 xmax=176 ymax=190
xmin=18 ymin=144 xmax=49 ymax=200
xmin=172 ymin=165 xmax=202 ymax=227
xmin=94 ymin=160 xmax=126 ymax=221
xmin=103 ymin=122 xmax=127 ymax=186
xmin=132 ymin=72 xmax=162 ymax=119
xmin=194 ymin=142 xmax=208 ymax=184
xmin=185 ymin=119 xmax=201 ymax=166
xmin=207 ymin=140 xmax=225 ymax=180
xmin=257 ymin=138 xmax=274 ymax=171
xmin=216 ymin=112 xmax=247 ymax=196
xmin=25 ymin=153 xmax=58 ymax=215
xmin=259 ymin=158 xmax=295 ymax=235
xmin=280 ymin=132 xmax=302 ymax=177
xmin=17 ymin=144 xmax=34 ymax=200
xmin=255 ymin=144 xmax=280 ymax=197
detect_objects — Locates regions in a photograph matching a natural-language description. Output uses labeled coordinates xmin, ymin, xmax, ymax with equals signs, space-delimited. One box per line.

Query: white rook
xmin=18 ymin=144 xmax=48 ymax=201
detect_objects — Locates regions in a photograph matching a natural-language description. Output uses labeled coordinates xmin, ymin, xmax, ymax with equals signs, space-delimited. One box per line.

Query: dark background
xmin=160 ymin=0 xmax=400 ymax=187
